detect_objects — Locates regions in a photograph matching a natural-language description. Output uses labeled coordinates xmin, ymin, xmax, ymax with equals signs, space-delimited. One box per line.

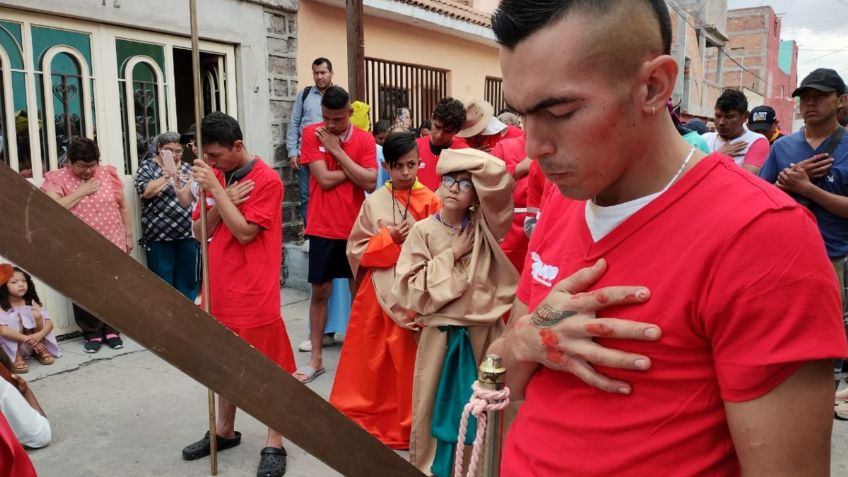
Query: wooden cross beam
xmin=0 ymin=162 xmax=423 ymax=477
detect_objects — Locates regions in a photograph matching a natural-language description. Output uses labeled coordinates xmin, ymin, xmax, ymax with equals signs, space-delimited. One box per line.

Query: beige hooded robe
xmin=391 ymin=148 xmax=519 ymax=473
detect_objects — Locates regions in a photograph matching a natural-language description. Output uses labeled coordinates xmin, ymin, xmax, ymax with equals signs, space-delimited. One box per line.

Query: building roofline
xmin=312 ymin=0 xmax=497 ymax=46
xmin=390 ymin=0 xmax=491 ymax=28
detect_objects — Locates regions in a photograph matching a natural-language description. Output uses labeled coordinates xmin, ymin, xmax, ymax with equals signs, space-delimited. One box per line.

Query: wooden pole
xmin=346 ymin=0 xmax=365 ymax=101
xmin=188 ymin=1 xmax=217 ymax=474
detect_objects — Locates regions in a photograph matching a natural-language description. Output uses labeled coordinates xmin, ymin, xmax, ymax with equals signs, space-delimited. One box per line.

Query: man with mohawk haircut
xmin=486 ymin=1 xmax=848 ymax=476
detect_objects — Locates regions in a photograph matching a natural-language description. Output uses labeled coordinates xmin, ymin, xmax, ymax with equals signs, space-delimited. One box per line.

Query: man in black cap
xmin=748 ymin=105 xmax=785 ymax=145
xmin=760 ymin=68 xmax=848 ymax=268
xmin=760 ymin=68 xmax=848 ymax=410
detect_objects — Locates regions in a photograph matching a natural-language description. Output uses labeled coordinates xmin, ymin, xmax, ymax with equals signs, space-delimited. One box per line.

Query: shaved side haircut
xmin=492 ymin=0 xmax=671 ymax=54
xmin=493 ymin=0 xmax=672 ymax=85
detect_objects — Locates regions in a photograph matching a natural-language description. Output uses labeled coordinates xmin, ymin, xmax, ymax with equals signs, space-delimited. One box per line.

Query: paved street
xmin=19 ymin=287 xmax=848 ymax=476
xmin=25 ymin=288 xmax=344 ymax=477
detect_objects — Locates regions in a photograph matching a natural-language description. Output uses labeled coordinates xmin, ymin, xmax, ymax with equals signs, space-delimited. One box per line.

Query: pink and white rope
xmin=453 ymin=381 xmax=510 ymax=477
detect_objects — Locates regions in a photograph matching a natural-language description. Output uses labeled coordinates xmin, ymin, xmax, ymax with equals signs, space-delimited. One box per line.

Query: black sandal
xmin=257 ymin=446 xmax=287 ymax=477
xmin=181 ymin=431 xmax=242 ymax=460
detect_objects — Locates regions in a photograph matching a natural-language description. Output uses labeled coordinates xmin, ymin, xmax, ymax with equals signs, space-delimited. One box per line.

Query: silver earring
xmin=652 ymin=106 xmax=656 ymax=115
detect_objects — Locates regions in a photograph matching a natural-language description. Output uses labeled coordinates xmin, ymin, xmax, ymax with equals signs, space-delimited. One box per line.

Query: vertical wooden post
xmin=189 ymin=1 xmax=217 ymax=474
xmin=346 ymin=0 xmax=365 ymax=101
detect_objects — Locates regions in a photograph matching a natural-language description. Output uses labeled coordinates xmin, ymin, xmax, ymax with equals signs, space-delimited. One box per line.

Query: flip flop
xmin=293 ymin=365 xmax=325 ymax=384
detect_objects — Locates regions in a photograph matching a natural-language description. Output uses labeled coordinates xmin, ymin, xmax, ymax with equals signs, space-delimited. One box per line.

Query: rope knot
xmin=453 ymin=381 xmax=510 ymax=477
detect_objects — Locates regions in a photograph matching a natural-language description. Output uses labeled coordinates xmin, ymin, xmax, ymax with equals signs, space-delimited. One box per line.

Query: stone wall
xmin=260 ymin=0 xmax=303 ymax=287
xmin=263 ymin=1 xmax=304 ymax=243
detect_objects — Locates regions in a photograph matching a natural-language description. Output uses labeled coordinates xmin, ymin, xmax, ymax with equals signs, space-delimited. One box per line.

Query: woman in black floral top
xmin=133 ymin=132 xmax=198 ymax=300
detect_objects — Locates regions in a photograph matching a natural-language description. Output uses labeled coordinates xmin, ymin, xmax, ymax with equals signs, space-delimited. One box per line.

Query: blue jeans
xmin=145 ymin=238 xmax=199 ymax=301
xmin=298 ymin=165 xmax=310 ymax=226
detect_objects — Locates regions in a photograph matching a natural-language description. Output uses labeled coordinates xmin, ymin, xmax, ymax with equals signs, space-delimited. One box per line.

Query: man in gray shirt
xmin=287 ymin=57 xmax=334 ymax=228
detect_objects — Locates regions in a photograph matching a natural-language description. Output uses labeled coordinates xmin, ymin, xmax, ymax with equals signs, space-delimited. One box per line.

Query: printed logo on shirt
xmin=530 ymin=251 xmax=559 ymax=287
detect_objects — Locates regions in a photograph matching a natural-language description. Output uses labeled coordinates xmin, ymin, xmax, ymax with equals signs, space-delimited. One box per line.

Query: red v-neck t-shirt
xmin=198 ymin=159 xmax=284 ymax=328
xmin=504 ymin=153 xmax=848 ymax=476
xmin=301 ymin=123 xmax=377 ymax=240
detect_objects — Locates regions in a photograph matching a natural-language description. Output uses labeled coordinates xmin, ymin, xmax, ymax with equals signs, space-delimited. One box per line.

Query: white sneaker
xmin=837 ymin=388 xmax=848 ymax=401
xmin=297 ymin=335 xmax=335 ymax=352
xmin=835 ymin=400 xmax=848 ymax=421
xmin=297 ymin=340 xmax=311 ymax=352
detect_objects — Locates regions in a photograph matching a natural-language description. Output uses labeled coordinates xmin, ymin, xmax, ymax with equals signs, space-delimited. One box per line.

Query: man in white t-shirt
xmin=702 ymin=89 xmax=770 ymax=174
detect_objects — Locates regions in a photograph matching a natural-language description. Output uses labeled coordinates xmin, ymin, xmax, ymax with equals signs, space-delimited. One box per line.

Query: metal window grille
xmin=365 ymin=57 xmax=448 ymax=129
xmin=485 ymin=76 xmax=506 ymax=115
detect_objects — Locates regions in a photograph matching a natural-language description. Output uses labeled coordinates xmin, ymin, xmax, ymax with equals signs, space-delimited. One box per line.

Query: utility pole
xmin=346 ymin=0 xmax=365 ymax=101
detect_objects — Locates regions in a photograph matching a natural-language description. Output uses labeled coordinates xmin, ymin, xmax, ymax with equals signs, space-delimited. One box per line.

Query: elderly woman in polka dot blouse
xmin=40 ymin=136 xmax=131 ymax=354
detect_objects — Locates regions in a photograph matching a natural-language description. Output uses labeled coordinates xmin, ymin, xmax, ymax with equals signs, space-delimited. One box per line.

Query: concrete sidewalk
xmin=19 ymin=286 xmax=848 ymax=476
xmin=25 ymin=288 xmax=345 ymax=477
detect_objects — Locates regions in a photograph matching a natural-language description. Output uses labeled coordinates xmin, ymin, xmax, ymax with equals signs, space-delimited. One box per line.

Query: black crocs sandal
xmin=257 ymin=446 xmax=287 ymax=477
xmin=181 ymin=431 xmax=242 ymax=460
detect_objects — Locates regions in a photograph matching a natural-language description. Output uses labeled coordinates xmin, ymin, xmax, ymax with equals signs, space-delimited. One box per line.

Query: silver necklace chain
xmin=666 ymin=147 xmax=697 ymax=190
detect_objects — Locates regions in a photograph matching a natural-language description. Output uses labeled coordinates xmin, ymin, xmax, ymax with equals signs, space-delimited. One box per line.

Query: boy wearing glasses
xmin=330 ymin=131 xmax=441 ymax=449
xmin=391 ymin=148 xmax=518 ymax=476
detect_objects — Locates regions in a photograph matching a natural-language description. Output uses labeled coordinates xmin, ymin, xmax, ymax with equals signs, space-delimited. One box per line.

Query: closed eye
xmin=547 ymin=109 xmax=575 ymax=122
xmin=544 ymin=101 xmax=579 ymax=121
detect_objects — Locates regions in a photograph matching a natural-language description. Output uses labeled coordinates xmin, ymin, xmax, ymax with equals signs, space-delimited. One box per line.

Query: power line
xmin=784 ymin=0 xmax=796 ymax=16
xmin=664 ymin=0 xmax=770 ymax=88
xmin=783 ymin=19 xmax=848 ymax=28
xmin=664 ymin=0 xmax=700 ymax=33
xmin=721 ymin=49 xmax=770 ymax=86
xmin=799 ymin=47 xmax=848 ymax=65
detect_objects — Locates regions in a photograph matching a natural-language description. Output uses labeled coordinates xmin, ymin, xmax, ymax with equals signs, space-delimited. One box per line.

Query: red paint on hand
xmin=540 ymin=329 xmax=566 ymax=363
xmin=585 ymin=322 xmax=615 ymax=337
xmin=595 ymin=291 xmax=609 ymax=304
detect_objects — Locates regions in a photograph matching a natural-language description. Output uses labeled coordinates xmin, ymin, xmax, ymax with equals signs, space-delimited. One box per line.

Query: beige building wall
xmin=472 ymin=0 xmax=499 ymax=14
xmin=297 ymin=1 xmax=502 ymax=104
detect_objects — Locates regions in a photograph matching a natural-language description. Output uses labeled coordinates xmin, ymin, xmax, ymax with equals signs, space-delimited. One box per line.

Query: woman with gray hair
xmin=133 ymin=131 xmax=198 ymax=300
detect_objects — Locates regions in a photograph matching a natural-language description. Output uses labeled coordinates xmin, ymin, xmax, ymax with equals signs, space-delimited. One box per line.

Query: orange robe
xmin=329 ymin=181 xmax=441 ymax=449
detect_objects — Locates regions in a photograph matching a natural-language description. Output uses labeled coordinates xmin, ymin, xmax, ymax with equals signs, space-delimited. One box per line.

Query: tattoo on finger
xmin=532 ymin=304 xmax=577 ymax=328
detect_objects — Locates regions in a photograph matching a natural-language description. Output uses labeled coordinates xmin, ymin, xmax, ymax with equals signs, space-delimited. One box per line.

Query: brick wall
xmin=714 ymin=7 xmax=798 ymax=132
xmin=263 ymin=2 xmax=304 ymax=242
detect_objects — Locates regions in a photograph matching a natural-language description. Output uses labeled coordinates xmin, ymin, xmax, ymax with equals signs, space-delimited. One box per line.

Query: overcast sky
xmin=727 ymin=0 xmax=848 ymax=85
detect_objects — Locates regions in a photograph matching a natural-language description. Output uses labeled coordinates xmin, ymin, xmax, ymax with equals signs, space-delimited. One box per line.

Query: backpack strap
xmin=824 ymin=126 xmax=846 ymax=157
xmin=301 ymin=86 xmax=312 ymax=103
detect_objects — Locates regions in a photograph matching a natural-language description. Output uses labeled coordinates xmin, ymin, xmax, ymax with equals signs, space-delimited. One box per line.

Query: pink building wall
xmin=721 ymin=7 xmax=798 ymax=132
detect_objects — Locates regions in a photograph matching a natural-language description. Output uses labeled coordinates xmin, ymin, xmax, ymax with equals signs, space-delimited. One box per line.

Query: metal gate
xmin=485 ymin=76 xmax=506 ymax=115
xmin=365 ymin=57 xmax=448 ymax=129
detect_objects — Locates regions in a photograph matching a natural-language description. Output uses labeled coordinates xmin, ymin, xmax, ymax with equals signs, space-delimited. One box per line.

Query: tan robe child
xmin=330 ymin=180 xmax=440 ymax=448
xmin=392 ymin=148 xmax=519 ymax=475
